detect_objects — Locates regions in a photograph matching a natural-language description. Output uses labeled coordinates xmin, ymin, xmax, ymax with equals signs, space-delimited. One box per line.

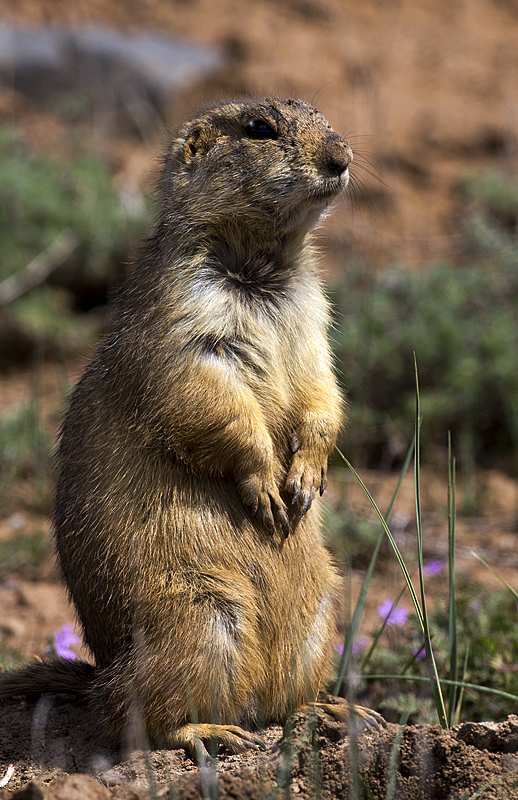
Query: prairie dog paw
xmin=237 ymin=473 xmax=290 ymax=536
xmin=285 ymin=452 xmax=328 ymax=518
xmin=169 ymin=723 xmax=265 ymax=760
xmin=302 ymin=701 xmax=386 ymax=733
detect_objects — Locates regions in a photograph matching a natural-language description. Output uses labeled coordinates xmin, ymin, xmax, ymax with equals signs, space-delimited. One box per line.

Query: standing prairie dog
xmin=0 ymin=97 xmax=383 ymax=755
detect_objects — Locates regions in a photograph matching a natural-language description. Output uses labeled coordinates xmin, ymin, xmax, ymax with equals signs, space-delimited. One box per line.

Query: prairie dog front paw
xmin=237 ymin=471 xmax=291 ymax=536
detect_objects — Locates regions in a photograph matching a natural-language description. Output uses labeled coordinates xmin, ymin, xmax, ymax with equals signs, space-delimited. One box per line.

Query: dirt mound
xmin=1 ymin=696 xmax=517 ymax=799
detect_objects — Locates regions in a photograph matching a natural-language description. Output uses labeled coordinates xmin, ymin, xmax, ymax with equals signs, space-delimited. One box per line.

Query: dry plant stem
xmin=0 ymin=765 xmax=15 ymax=789
xmin=0 ymin=229 xmax=78 ymax=305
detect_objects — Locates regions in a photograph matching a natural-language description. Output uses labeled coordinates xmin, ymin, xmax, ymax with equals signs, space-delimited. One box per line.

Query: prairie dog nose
xmin=324 ymin=134 xmax=353 ymax=177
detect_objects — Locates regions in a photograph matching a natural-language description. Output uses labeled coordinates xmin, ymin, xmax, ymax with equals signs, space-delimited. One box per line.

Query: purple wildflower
xmin=377 ymin=599 xmax=408 ymax=626
xmin=469 ymin=600 xmax=481 ymax=611
xmin=423 ymin=559 xmax=444 ymax=577
xmin=353 ymin=636 xmax=368 ymax=654
xmin=54 ymin=624 xmax=80 ymax=660
xmin=335 ymin=637 xmax=369 ymax=656
xmin=412 ymin=638 xmax=426 ymax=662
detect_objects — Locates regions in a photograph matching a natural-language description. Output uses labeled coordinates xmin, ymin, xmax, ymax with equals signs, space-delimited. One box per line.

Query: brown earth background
xmin=2 ymin=0 xmax=518 ymax=797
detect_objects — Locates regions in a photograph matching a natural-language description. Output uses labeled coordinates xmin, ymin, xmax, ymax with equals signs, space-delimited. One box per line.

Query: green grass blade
xmin=453 ymin=646 xmax=470 ymax=726
xmin=363 ymin=674 xmax=518 ymax=704
xmin=413 ymin=354 xmax=448 ymax=728
xmin=337 ymin=358 xmax=448 ymax=729
xmin=337 ymin=451 xmax=424 ymax=631
xmin=464 ymin=769 xmax=518 ymax=799
xmin=447 ymin=432 xmax=458 ymax=727
xmin=348 ymin=701 xmax=360 ymax=800
xmin=333 ymin=437 xmax=415 ymax=695
xmin=265 ymin=713 xmax=320 ymax=800
xmin=471 ymin=552 xmax=518 ymax=600
xmin=385 ymin=434 xmax=416 ymax=523
xmin=333 ymin=528 xmax=384 ymax=696
xmin=385 ymin=712 xmax=409 ymax=800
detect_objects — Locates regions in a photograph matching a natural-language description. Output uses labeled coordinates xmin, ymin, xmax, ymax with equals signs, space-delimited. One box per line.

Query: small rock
xmin=7 ymin=514 xmax=25 ymax=530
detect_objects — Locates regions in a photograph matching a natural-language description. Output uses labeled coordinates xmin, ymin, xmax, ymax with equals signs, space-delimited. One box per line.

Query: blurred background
xmin=1 ymin=0 xmax=518 ymax=722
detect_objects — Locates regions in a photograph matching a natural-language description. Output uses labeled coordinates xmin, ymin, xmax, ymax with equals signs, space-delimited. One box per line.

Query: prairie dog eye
xmin=245 ymin=119 xmax=277 ymax=140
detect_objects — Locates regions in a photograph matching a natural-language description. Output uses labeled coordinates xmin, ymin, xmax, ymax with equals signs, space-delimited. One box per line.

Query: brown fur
xmin=1 ymin=98 xmax=354 ymax=754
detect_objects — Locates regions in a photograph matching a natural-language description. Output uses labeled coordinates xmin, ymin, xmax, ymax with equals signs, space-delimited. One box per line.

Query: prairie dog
xmin=0 ymin=98 xmax=382 ymax=755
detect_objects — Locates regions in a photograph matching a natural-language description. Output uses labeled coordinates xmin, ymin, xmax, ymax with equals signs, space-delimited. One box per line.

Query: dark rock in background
xmin=0 ymin=25 xmax=223 ymax=136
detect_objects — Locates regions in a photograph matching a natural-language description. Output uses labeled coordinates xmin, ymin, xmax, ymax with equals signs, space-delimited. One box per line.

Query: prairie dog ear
xmin=181 ymin=123 xmax=217 ymax=164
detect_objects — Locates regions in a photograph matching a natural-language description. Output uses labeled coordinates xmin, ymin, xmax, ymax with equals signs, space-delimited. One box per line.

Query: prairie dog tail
xmin=0 ymin=658 xmax=96 ymax=698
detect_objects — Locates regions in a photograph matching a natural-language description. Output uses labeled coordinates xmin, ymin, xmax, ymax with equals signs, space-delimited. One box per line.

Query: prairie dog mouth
xmin=310 ymin=172 xmax=348 ymax=203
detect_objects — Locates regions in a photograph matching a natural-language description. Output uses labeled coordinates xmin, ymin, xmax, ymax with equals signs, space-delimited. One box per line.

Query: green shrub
xmin=358 ymin=584 xmax=518 ymax=724
xmin=0 ymin=125 xmax=138 ymax=283
xmin=0 ymin=123 xmax=153 ymax=364
xmin=0 ymin=400 xmax=53 ymax=512
xmin=0 ymin=530 xmax=49 ymax=576
xmin=460 ymin=170 xmax=518 ymax=232
xmin=331 ymin=173 xmax=518 ymax=478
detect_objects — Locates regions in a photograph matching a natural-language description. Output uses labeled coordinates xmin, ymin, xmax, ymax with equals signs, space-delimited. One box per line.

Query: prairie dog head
xmin=162 ymin=97 xmax=352 ymax=236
